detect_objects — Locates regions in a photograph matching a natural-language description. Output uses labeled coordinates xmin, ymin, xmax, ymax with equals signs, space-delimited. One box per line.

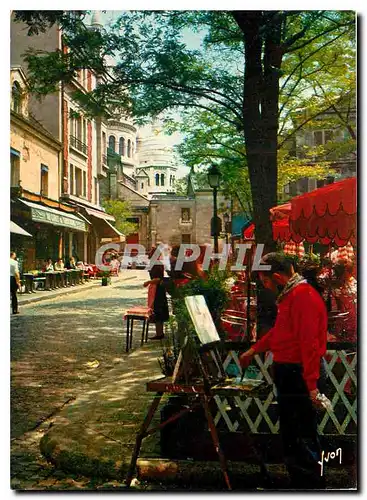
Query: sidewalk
xmin=39 ymin=340 xmax=356 ymax=490
xmin=17 ymin=272 xmax=137 ymax=306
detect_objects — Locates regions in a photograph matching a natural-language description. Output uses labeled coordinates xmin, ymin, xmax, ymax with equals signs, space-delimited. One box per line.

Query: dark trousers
xmin=273 ymin=362 xmax=325 ymax=489
xmin=10 ymin=277 xmax=18 ymax=313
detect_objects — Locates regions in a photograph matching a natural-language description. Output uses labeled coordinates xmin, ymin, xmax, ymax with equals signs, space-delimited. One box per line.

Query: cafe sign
xmin=29 ymin=205 xmax=87 ymax=232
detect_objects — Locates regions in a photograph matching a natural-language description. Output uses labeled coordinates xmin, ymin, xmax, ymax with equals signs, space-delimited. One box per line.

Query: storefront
xmin=82 ymin=207 xmax=124 ymax=263
xmin=11 ymin=197 xmax=88 ymax=271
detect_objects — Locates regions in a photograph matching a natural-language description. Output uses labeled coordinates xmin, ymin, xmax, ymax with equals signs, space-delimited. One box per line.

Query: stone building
xmin=283 ymin=107 xmax=356 ymax=199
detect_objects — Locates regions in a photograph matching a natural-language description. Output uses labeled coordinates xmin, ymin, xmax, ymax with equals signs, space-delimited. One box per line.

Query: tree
xmin=168 ymin=107 xmax=337 ymax=208
xmin=101 ymin=199 xmax=138 ymax=235
xmin=14 ymin=10 xmax=355 ymax=249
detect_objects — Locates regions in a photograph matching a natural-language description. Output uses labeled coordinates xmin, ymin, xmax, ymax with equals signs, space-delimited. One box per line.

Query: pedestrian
xmin=10 ymin=251 xmax=20 ymax=315
xmin=239 ymin=252 xmax=327 ymax=489
xmin=143 ymin=259 xmax=169 ymax=340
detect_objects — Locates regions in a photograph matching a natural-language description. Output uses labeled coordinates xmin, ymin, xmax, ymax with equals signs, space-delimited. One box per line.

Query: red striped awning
xmin=290 ymin=178 xmax=356 ymax=247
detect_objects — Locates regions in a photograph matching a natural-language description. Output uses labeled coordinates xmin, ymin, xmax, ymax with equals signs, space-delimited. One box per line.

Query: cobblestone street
xmin=10 ymin=271 xmax=156 ymax=491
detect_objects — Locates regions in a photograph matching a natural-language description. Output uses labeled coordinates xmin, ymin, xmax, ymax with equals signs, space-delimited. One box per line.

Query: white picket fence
xmin=213 ymin=343 xmax=357 ymax=435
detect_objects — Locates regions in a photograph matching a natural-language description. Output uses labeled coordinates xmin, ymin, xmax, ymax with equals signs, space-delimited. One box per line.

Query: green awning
xmin=19 ymin=199 xmax=88 ymax=232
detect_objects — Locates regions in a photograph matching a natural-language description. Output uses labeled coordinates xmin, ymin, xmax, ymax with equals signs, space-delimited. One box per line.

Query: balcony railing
xmin=69 ymin=135 xmax=87 ymax=155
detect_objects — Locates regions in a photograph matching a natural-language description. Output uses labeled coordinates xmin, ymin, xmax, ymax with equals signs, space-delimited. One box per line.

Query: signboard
xmin=184 ymin=295 xmax=221 ymax=345
xmin=30 ymin=206 xmax=87 ymax=232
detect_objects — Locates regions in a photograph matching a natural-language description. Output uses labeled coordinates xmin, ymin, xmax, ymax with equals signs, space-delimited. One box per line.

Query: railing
xmin=214 ymin=342 xmax=357 ymax=436
xmin=69 ymin=135 xmax=87 ymax=155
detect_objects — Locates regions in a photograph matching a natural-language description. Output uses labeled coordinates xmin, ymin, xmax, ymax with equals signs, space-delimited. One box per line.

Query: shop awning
xmin=84 ymin=207 xmax=115 ymax=222
xmin=19 ymin=199 xmax=88 ymax=232
xmin=85 ymin=213 xmax=125 ymax=242
xmin=10 ymin=220 xmax=32 ymax=237
xmin=289 ymin=177 xmax=356 ymax=247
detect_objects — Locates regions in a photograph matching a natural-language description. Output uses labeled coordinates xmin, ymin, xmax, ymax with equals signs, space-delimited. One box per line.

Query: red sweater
xmin=253 ymin=283 xmax=327 ymax=391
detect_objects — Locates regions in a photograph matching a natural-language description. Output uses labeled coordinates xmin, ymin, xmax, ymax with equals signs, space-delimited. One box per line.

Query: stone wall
xmin=151 ymin=199 xmax=196 ymax=246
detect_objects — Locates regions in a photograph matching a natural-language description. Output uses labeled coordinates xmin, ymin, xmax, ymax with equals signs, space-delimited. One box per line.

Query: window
xmin=313 ymin=130 xmax=333 ymax=147
xmin=155 ymin=173 xmax=159 ymax=186
xmin=102 ymin=132 xmax=106 ymax=152
xmin=12 ymin=82 xmax=22 ymax=114
xmin=181 ymin=234 xmax=191 ymax=244
xmin=169 ymin=175 xmax=172 ymax=186
xmin=108 ymin=135 xmax=116 ymax=152
xmin=40 ymin=164 xmax=49 ymax=197
xmin=82 ymin=118 xmax=87 ymax=145
xmin=69 ymin=164 xmax=74 ymax=194
xmin=119 ymin=137 xmax=125 ymax=156
xmin=181 ymin=208 xmax=190 ymax=222
xmin=160 ymin=173 xmax=165 ymax=186
xmin=10 ymin=150 xmax=20 ymax=187
xmin=127 ymin=139 xmax=132 ymax=157
xmin=141 ymin=182 xmax=144 ymax=190
xmin=75 ymin=167 xmax=82 ymax=197
xmin=324 ymin=130 xmax=333 ymax=143
xmin=83 ymin=171 xmax=87 ymax=198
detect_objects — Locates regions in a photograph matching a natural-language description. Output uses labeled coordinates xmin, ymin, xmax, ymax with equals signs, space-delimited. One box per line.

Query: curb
xmin=17 ymin=274 xmax=138 ymax=306
xmin=40 ymin=433 xmax=356 ymax=490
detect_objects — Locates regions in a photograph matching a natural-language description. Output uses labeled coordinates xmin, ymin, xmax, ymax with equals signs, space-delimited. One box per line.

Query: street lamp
xmin=223 ymin=212 xmax=230 ymax=244
xmin=208 ymin=164 xmax=221 ymax=253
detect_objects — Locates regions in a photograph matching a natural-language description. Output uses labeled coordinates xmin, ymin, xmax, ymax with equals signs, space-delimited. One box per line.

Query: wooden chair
xmin=123 ymin=307 xmax=151 ymax=353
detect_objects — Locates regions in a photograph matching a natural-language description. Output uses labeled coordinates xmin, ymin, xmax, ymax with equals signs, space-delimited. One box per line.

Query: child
xmin=143 ymin=261 xmax=169 ymax=340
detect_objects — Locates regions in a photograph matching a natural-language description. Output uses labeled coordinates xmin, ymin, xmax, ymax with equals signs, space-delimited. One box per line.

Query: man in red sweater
xmin=240 ymin=252 xmax=328 ymax=489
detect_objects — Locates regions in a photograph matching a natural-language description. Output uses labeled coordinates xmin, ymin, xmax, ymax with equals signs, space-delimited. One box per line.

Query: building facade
xmin=10 ymin=13 xmax=123 ymax=265
xmin=283 ymin=107 xmax=357 ymax=199
xmin=10 ymin=68 xmax=89 ymax=272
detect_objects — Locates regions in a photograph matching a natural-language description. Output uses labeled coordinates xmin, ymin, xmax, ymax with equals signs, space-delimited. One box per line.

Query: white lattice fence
xmin=214 ymin=346 xmax=357 ymax=435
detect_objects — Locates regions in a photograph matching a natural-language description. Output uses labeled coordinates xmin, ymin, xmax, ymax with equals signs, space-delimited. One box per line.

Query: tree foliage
xmin=13 ymin=10 xmax=356 ymax=248
xmin=101 ymin=199 xmax=138 ymax=235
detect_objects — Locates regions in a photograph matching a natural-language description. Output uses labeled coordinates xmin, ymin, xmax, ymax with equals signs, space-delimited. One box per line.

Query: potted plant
xmin=100 ymin=269 xmax=111 ymax=286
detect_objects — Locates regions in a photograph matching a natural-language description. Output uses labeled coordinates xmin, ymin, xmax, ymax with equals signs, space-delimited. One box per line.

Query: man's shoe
xmin=149 ymin=336 xmax=164 ymax=340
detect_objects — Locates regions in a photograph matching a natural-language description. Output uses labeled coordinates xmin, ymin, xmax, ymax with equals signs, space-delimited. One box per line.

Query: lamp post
xmin=223 ymin=212 xmax=230 ymax=245
xmin=208 ymin=164 xmax=221 ymax=253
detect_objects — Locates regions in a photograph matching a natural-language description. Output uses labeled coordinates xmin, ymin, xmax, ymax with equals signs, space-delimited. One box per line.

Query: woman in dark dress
xmin=144 ymin=258 xmax=169 ymax=340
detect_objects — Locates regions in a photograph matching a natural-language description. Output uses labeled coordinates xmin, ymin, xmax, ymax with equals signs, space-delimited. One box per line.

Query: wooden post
xmin=69 ymin=233 xmax=73 ymax=259
xmin=58 ymin=232 xmax=63 ymax=259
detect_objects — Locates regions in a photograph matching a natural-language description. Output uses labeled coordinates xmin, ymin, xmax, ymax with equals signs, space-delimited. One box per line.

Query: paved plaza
xmin=11 ymin=271 xmax=155 ymax=490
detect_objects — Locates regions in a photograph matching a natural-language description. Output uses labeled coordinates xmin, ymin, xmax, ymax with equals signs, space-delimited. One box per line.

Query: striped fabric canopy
xmin=283 ymin=241 xmax=305 ymax=258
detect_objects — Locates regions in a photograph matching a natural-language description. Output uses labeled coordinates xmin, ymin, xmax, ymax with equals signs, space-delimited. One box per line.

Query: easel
xmin=125 ymin=296 xmax=270 ymax=490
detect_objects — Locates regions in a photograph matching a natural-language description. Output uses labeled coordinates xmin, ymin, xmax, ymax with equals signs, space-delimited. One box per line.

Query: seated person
xmin=66 ymin=256 xmax=77 ymax=269
xmin=54 ymin=258 xmax=65 ymax=271
xmin=44 ymin=258 xmax=54 ymax=272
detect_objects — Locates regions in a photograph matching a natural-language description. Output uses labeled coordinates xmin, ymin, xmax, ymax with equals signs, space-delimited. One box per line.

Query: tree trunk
xmin=234 ymin=11 xmax=284 ymax=252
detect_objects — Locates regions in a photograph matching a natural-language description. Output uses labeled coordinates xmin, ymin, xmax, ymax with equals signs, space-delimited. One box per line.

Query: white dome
xmin=90 ymin=11 xmax=103 ymax=29
xmin=137 ymin=122 xmax=175 ymax=167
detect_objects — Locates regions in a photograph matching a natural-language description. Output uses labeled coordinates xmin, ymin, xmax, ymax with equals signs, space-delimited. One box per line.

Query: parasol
xmin=289 ymin=177 xmax=356 ymax=247
xmin=243 ymin=203 xmax=293 ymax=242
